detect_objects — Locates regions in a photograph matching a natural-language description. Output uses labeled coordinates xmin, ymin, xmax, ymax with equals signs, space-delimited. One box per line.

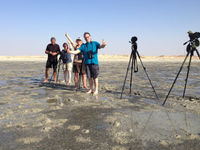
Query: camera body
xmin=131 ymin=36 xmax=137 ymax=44
xmin=87 ymin=51 xmax=94 ymax=59
xmin=188 ymin=32 xmax=200 ymax=41
xmin=59 ymin=50 xmax=67 ymax=63
xmin=188 ymin=32 xmax=200 ymax=47
xmin=130 ymin=36 xmax=138 ymax=52
xmin=186 ymin=31 xmax=200 ymax=54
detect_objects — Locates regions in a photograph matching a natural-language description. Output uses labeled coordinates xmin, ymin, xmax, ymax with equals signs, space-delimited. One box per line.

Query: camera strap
xmin=86 ymin=41 xmax=93 ymax=51
xmin=86 ymin=41 xmax=94 ymax=60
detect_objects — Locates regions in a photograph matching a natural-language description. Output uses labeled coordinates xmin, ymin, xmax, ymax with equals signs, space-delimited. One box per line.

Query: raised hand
xmin=102 ymin=39 xmax=106 ymax=46
xmin=65 ymin=33 xmax=69 ymax=38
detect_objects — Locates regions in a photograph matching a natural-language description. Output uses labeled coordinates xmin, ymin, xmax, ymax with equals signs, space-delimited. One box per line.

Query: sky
xmin=0 ymin=0 xmax=199 ymax=56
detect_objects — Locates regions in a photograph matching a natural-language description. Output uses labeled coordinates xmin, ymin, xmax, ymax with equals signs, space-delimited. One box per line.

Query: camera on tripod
xmin=130 ymin=36 xmax=138 ymax=51
xmin=130 ymin=36 xmax=138 ymax=44
xmin=120 ymin=36 xmax=159 ymax=100
xmin=185 ymin=31 xmax=200 ymax=53
xmin=163 ymin=31 xmax=200 ymax=105
xmin=188 ymin=31 xmax=200 ymax=44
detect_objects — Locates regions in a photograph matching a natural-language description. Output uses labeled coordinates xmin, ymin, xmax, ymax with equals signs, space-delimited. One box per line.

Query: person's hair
xmin=63 ymin=43 xmax=68 ymax=47
xmin=83 ymin=32 xmax=91 ymax=37
xmin=51 ymin=37 xmax=56 ymax=41
xmin=76 ymin=38 xmax=82 ymax=42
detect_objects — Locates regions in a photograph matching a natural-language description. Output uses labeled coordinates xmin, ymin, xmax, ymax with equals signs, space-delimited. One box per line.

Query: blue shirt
xmin=78 ymin=41 xmax=100 ymax=65
xmin=62 ymin=49 xmax=72 ymax=63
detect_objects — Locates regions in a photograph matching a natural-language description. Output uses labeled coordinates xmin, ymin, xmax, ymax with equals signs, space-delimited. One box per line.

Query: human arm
xmin=45 ymin=50 xmax=51 ymax=55
xmin=45 ymin=45 xmax=60 ymax=56
xmin=65 ymin=33 xmax=76 ymax=49
xmin=67 ymin=49 xmax=81 ymax=55
xmin=100 ymin=39 xmax=106 ymax=48
xmin=68 ymin=40 xmax=73 ymax=50
xmin=45 ymin=45 xmax=51 ymax=55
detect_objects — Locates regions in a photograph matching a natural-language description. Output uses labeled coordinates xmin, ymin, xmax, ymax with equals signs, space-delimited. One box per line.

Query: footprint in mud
xmin=75 ymin=135 xmax=91 ymax=143
xmin=67 ymin=125 xmax=81 ymax=131
xmin=81 ymin=129 xmax=90 ymax=134
xmin=46 ymin=98 xmax=57 ymax=103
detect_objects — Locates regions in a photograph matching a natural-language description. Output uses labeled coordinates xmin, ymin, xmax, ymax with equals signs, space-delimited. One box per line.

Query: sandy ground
xmin=0 ymin=59 xmax=200 ymax=150
xmin=0 ymin=55 xmax=199 ymax=62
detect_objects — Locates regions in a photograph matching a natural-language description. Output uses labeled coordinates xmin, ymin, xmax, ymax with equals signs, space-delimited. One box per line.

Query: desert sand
xmin=0 ymin=57 xmax=200 ymax=150
xmin=0 ymin=55 xmax=199 ymax=62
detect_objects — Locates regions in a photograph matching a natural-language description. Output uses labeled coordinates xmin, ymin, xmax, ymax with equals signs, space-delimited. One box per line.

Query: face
xmin=84 ymin=34 xmax=91 ymax=43
xmin=76 ymin=40 xmax=82 ymax=46
xmin=63 ymin=44 xmax=68 ymax=49
xmin=51 ymin=39 xmax=56 ymax=44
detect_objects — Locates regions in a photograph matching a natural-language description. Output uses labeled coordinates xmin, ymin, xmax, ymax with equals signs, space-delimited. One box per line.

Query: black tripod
xmin=56 ymin=58 xmax=65 ymax=83
xmin=120 ymin=37 xmax=159 ymax=100
xmin=77 ymin=60 xmax=84 ymax=89
xmin=162 ymin=37 xmax=200 ymax=105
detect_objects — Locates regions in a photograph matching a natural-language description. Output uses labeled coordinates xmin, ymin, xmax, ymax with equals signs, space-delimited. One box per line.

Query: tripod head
xmin=184 ymin=31 xmax=200 ymax=58
xmin=129 ymin=36 xmax=138 ymax=52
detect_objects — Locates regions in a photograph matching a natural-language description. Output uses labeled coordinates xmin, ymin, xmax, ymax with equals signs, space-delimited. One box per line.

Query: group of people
xmin=43 ymin=32 xmax=106 ymax=95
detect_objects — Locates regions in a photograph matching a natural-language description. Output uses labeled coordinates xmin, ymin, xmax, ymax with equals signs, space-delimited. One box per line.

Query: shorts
xmin=85 ymin=64 xmax=99 ymax=79
xmin=63 ymin=62 xmax=72 ymax=71
xmin=73 ymin=63 xmax=86 ymax=74
xmin=46 ymin=60 xmax=58 ymax=70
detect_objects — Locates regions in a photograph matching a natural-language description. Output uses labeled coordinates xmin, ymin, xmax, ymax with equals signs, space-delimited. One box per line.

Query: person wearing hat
xmin=66 ymin=32 xmax=106 ymax=95
xmin=44 ymin=37 xmax=60 ymax=82
xmin=65 ymin=35 xmax=88 ymax=90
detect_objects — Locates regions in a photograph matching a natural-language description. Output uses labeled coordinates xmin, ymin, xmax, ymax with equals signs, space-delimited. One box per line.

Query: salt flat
xmin=0 ymin=61 xmax=200 ymax=150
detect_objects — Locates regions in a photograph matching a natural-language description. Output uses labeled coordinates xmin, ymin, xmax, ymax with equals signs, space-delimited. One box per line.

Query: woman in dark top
xmin=62 ymin=43 xmax=72 ymax=84
xmin=65 ymin=35 xmax=88 ymax=90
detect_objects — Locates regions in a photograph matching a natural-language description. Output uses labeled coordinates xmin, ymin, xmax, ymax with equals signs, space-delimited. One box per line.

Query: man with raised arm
xmin=65 ymin=35 xmax=88 ymax=90
xmin=65 ymin=32 xmax=106 ymax=95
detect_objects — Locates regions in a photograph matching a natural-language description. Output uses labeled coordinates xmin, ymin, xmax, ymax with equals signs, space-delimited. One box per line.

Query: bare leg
xmin=44 ymin=68 xmax=49 ymax=82
xmin=67 ymin=70 xmax=72 ymax=84
xmin=93 ymin=78 xmax=98 ymax=95
xmin=87 ymin=78 xmax=93 ymax=94
xmin=82 ymin=74 xmax=88 ymax=89
xmin=74 ymin=73 xmax=79 ymax=89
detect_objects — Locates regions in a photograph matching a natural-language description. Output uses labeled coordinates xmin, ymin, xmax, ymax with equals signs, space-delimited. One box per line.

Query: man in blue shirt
xmin=66 ymin=32 xmax=106 ymax=95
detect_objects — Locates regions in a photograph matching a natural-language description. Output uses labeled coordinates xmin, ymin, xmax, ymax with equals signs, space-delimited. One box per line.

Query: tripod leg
xmin=49 ymin=72 xmax=54 ymax=84
xmin=195 ymin=49 xmax=200 ymax=60
xmin=130 ymin=55 xmax=134 ymax=94
xmin=56 ymin=61 xmax=61 ymax=83
xmin=136 ymin=51 xmax=159 ymax=100
xmin=162 ymin=54 xmax=189 ymax=105
xmin=78 ymin=73 xmax=82 ymax=89
xmin=183 ymin=54 xmax=192 ymax=98
xmin=120 ymin=52 xmax=133 ymax=99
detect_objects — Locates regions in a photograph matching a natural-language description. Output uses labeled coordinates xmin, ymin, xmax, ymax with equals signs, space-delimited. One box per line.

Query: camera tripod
xmin=162 ymin=42 xmax=200 ymax=105
xmin=120 ymin=38 xmax=159 ymax=100
xmin=48 ymin=58 xmax=65 ymax=83
xmin=56 ymin=58 xmax=65 ymax=83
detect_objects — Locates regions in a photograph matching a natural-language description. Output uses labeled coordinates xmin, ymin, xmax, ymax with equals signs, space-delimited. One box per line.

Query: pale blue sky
xmin=0 ymin=0 xmax=199 ymax=56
